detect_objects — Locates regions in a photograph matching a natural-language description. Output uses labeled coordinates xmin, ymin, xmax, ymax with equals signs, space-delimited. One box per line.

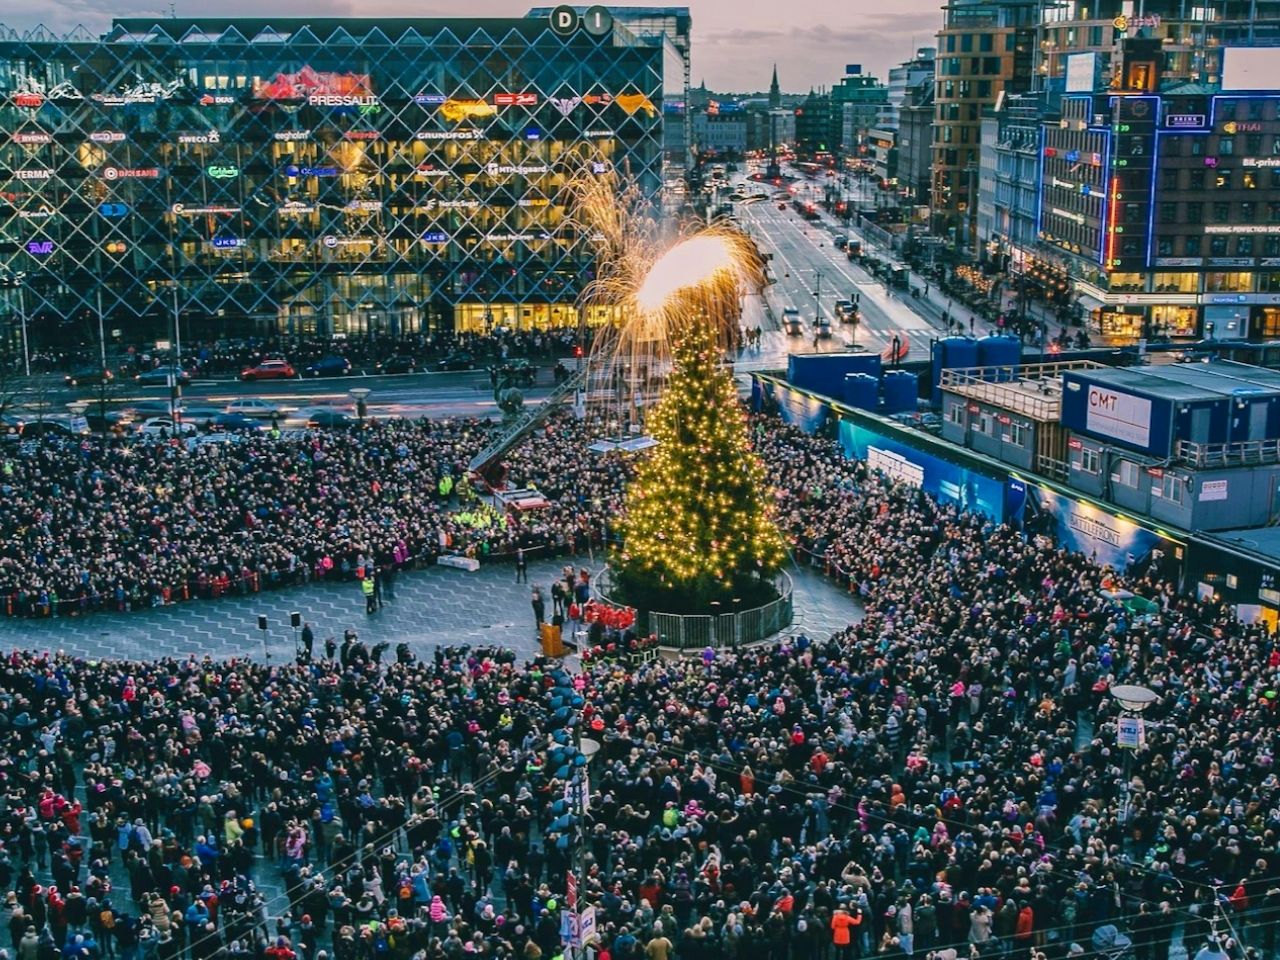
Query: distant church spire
xmin=769 ymin=63 xmax=780 ymax=109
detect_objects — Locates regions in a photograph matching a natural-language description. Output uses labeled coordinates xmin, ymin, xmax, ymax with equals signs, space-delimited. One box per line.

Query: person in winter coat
xmin=17 ymin=928 xmax=38 ymax=960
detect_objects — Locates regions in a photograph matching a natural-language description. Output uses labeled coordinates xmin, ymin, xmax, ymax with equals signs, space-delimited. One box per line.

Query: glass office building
xmin=0 ymin=13 xmax=679 ymax=343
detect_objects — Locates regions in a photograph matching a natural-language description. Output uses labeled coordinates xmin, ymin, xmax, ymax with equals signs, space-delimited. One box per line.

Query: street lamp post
xmin=1109 ymin=683 xmax=1157 ymax=828
xmin=349 ymin=387 xmax=371 ymax=428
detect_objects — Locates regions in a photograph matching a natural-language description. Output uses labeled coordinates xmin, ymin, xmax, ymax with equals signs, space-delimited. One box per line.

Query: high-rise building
xmin=0 ymin=13 xmax=678 ymax=344
xmin=885 ymin=48 xmax=936 ymax=131
xmin=1038 ymin=45 xmax=1280 ymax=342
xmin=933 ymin=0 xmax=1037 ymax=249
xmin=829 ymin=68 xmax=890 ymax=159
xmin=795 ymin=91 xmax=834 ymax=158
xmin=977 ymin=92 xmax=1043 ymax=268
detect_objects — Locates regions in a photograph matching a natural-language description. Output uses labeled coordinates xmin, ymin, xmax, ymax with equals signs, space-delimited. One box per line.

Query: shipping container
xmin=929 ymin=337 xmax=979 ymax=406
xmin=788 ymin=352 xmax=882 ymax=399
xmin=882 ymin=370 xmax=918 ymax=414
xmin=843 ymin=373 xmax=880 ymax=411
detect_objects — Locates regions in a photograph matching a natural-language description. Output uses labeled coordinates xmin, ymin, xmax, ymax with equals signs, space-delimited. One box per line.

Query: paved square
xmin=0 ymin=555 xmax=862 ymax=661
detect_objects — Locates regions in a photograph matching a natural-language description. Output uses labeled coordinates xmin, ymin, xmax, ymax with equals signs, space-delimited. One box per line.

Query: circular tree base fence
xmin=596 ymin=568 xmax=793 ymax=652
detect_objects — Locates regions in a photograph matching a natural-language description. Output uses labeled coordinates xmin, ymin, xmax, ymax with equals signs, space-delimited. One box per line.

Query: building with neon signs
xmin=0 ymin=13 xmax=682 ymax=343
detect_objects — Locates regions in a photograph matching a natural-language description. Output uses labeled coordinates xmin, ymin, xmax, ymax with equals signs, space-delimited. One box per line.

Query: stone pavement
xmin=0 ymin=555 xmax=862 ymax=662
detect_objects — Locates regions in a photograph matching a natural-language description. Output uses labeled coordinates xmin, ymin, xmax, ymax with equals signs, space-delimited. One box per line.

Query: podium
xmin=540 ymin=623 xmax=565 ymax=657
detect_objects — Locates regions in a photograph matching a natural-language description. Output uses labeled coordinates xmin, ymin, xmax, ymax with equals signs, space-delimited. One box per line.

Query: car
xmin=782 ymin=308 xmax=803 ymax=337
xmin=134 ymin=367 xmax=192 ymax=387
xmin=777 ymin=203 xmax=787 ymax=211
xmin=19 ymin=418 xmax=79 ymax=439
xmin=224 ymin=398 xmax=282 ymax=419
xmin=834 ymin=299 xmax=857 ymax=322
xmin=435 ymin=350 xmax=476 ymax=371
xmin=85 ymin=409 xmax=134 ymax=432
xmin=306 ymin=409 xmax=355 ymax=429
xmin=137 ymin=416 xmax=198 ymax=437
xmin=833 ymin=235 xmax=848 ymax=250
xmin=209 ymin=412 xmax=265 ymax=432
xmin=179 ymin=405 xmax=224 ymax=428
xmin=305 ymin=355 xmax=353 ymax=378
xmin=64 ymin=368 xmax=113 ymax=387
xmin=493 ymin=359 xmax=537 ymax=387
xmin=376 ymin=356 xmax=419 ymax=375
xmin=1 ymin=414 xmax=23 ymax=443
xmin=239 ymin=359 xmax=296 ymax=381
xmin=815 ymin=316 xmax=833 ymax=339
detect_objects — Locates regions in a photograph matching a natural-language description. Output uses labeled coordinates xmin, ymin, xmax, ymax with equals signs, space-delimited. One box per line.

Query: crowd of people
xmin=0 ymin=409 xmax=1277 ymax=960
xmin=0 ymin=415 xmax=620 ymax=618
xmin=27 ymin=329 xmax=589 ymax=381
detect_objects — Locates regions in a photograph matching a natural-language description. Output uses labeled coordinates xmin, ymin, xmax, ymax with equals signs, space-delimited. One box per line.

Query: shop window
xmin=1152 ymin=304 xmax=1198 ymax=336
xmin=1260 ymin=272 xmax=1280 ymax=293
xmin=1206 ymin=271 xmax=1253 ymax=292
xmin=1154 ymin=273 xmax=1198 ymax=293
xmin=1261 ymin=308 xmax=1280 ymax=337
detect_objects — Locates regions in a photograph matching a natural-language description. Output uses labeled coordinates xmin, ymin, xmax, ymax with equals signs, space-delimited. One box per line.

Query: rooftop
xmin=941 ymin=359 xmax=1104 ymax=422
xmin=1068 ymin=362 xmax=1280 ymax=403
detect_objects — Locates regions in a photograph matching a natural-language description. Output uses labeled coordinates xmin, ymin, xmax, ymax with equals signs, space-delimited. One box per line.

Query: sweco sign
xmin=548 ymin=4 xmax=613 ymax=36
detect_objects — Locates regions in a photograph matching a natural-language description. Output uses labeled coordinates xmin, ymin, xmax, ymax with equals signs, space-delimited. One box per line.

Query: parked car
xmin=782 ymin=308 xmax=803 ymax=337
xmin=435 ymin=350 xmax=476 ymax=371
xmin=376 ymin=355 xmax=419 ymax=375
xmin=225 ymin=398 xmax=282 ymax=419
xmin=209 ymin=412 xmax=265 ymax=432
xmin=306 ymin=409 xmax=355 ymax=429
xmin=19 ymin=418 xmax=78 ymax=439
xmin=239 ymin=359 xmax=296 ymax=381
xmin=134 ymin=367 xmax=192 ymax=387
xmin=64 ymin=368 xmax=113 ymax=387
xmin=138 ymin=416 xmax=198 ymax=437
xmin=305 ymin=355 xmax=353 ymax=378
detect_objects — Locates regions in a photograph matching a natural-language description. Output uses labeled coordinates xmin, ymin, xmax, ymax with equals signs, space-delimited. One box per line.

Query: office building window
xmin=1261 ymin=272 xmax=1280 ymax=292
xmin=1207 ymin=271 xmax=1253 ymax=292
xmin=1220 ymin=137 xmax=1235 ymax=156
xmin=1267 ymin=237 xmax=1280 ymax=258
xmin=1187 ymin=202 xmax=1203 ymax=223
xmin=1089 ymin=25 xmax=1103 ymax=45
xmin=1210 ymin=236 xmax=1229 ymax=257
xmin=1250 ymin=100 xmax=1266 ymax=121
xmin=1242 ymin=201 xmax=1256 ymax=221
xmin=1163 ymin=138 xmax=1182 ymax=157
xmin=1162 ymin=169 xmax=1179 ymax=190
xmin=1126 ymin=203 xmax=1143 ymax=223
xmin=1185 ymin=236 xmax=1202 ymax=256
xmin=1158 ymin=238 xmax=1174 ymax=256
xmin=983 ymin=57 xmax=1000 ymax=74
xmin=980 ymin=33 xmax=993 ymax=51
xmin=1159 ymin=202 xmax=1176 ymax=223
xmin=1190 ymin=139 xmax=1204 ymax=156
xmin=1239 ymin=237 xmax=1255 ymax=256
xmin=1190 ymin=170 xmax=1205 ymax=189
xmin=1245 ymin=171 xmax=1258 ymax=189
xmin=1217 ymin=171 xmax=1233 ymax=189
xmin=1247 ymin=135 xmax=1263 ymax=154
xmin=1213 ymin=202 xmax=1230 ymax=222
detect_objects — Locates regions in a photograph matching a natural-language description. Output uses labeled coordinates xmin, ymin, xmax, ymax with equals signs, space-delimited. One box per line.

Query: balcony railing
xmin=940 ymin=359 xmax=1103 ymax=422
xmin=1176 ymin=438 xmax=1280 ymax=469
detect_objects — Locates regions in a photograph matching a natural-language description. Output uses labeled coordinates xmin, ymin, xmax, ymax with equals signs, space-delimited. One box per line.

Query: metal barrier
xmin=597 ymin=568 xmax=794 ymax=652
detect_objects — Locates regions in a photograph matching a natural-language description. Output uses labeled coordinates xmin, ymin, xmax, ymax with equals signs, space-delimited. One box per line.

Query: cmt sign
xmin=1085 ymin=385 xmax=1152 ymax=448
xmin=549 ymin=4 xmax=613 ymax=36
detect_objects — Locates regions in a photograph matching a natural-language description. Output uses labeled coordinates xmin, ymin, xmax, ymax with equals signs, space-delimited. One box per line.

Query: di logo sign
xmin=549 ymin=4 xmax=613 ymax=36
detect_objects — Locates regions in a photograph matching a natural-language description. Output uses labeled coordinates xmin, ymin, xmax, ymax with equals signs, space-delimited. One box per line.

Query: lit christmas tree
xmin=614 ymin=315 xmax=788 ymax=611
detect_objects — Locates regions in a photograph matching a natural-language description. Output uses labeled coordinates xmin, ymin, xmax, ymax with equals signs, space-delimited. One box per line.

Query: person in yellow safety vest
xmin=362 ymin=575 xmax=376 ymax=614
xmin=439 ymin=475 xmax=454 ymax=500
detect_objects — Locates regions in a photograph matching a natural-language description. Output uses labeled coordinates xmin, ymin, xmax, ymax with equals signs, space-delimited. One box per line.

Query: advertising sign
xmin=1064 ymin=52 xmax=1098 ymax=93
xmin=1021 ymin=483 xmax=1173 ymax=575
xmin=439 ymin=99 xmax=495 ymax=123
xmin=1222 ymin=48 xmax=1277 ymax=91
xmin=252 ymin=68 xmax=375 ymax=103
xmin=494 ymin=92 xmax=538 ymax=107
xmin=1117 ymin=716 xmax=1144 ymax=748
xmin=1086 ymin=385 xmax=1152 ymax=448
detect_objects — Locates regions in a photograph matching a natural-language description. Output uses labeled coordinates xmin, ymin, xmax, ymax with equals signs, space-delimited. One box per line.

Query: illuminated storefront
xmin=0 ymin=14 xmax=676 ymax=340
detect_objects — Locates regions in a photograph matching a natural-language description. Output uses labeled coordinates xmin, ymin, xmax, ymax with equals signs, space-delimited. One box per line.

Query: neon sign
xmin=342 ymin=130 xmax=380 ymax=140
xmin=1104 ymin=175 xmax=1121 ymax=270
xmin=486 ymin=163 xmax=549 ymax=175
xmin=13 ymin=93 xmax=43 ymax=108
xmin=26 ymin=240 xmax=54 ymax=255
xmin=12 ymin=132 xmax=53 ymax=144
xmin=421 ymin=231 xmax=449 ymax=243
xmin=101 ymin=167 xmax=161 ymax=180
xmin=345 ymin=200 xmax=382 ymax=212
xmin=585 ymin=129 xmax=614 ymax=137
xmin=16 ymin=207 xmax=53 ymax=219
xmin=206 ymin=165 xmax=239 ymax=179
xmin=494 ymin=93 xmax=538 ymax=107
xmin=1166 ymin=114 xmax=1206 ymax=128
xmin=178 ymin=131 xmax=220 ymax=144
xmin=284 ymin=165 xmax=339 ymax=177
xmin=415 ymin=130 xmax=479 ymax=140
xmin=92 ymin=80 xmax=185 ymax=105
xmin=171 ymin=204 xmax=240 ymax=215
xmin=89 ymin=131 xmax=126 ymax=143
xmin=15 ymin=169 xmax=53 ymax=180
xmin=278 ymin=201 xmax=316 ymax=215
xmin=415 ymin=164 xmax=449 ymax=178
xmin=98 ymin=203 xmax=130 ymax=217
xmin=212 ymin=236 xmax=244 ymax=249
xmin=199 ymin=94 xmax=236 ymax=106
xmin=253 ymin=68 xmax=374 ymax=102
xmin=583 ymin=94 xmax=613 ymax=106
xmin=414 ymin=94 xmax=446 ymax=105
xmin=1244 ymin=158 xmax=1280 ymax=168
xmin=273 ymin=130 xmax=311 ymax=141
xmin=550 ymin=96 xmax=582 ymax=116
xmin=439 ymin=99 xmax=495 ymax=122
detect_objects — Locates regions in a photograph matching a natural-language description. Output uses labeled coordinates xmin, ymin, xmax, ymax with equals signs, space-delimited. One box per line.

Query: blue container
xmin=977 ymin=335 xmax=1022 ymax=382
xmin=843 ymin=372 xmax=880 ymax=411
xmin=930 ymin=336 xmax=979 ymax=406
xmin=789 ymin=352 xmax=882 ymax=398
xmin=882 ymin=370 xmax=919 ymax=415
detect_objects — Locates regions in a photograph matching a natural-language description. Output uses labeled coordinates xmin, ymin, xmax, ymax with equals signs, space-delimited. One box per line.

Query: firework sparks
xmin=565 ymin=167 xmax=764 ymax=428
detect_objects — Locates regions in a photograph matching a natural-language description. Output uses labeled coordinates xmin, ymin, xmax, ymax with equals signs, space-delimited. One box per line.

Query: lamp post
xmin=1109 ymin=683 xmax=1157 ymax=827
xmin=349 ymin=387 xmax=371 ymax=428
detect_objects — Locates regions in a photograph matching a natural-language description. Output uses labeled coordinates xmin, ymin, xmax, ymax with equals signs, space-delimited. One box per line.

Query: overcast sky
xmin=0 ymin=0 xmax=945 ymax=93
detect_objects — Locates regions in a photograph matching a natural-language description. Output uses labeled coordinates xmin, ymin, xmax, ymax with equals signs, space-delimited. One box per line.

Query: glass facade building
xmin=0 ymin=14 xmax=678 ymax=343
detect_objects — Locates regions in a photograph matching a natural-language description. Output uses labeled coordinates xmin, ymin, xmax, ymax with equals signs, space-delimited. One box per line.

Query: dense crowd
xmin=30 ymin=330 xmax=589 ymax=380
xmin=0 ymin=413 xmax=1277 ymax=960
xmin=0 ymin=415 xmax=621 ymax=618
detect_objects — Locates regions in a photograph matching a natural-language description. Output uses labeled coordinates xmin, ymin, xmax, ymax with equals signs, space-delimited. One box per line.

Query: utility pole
xmin=815 ymin=270 xmax=822 ymax=324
